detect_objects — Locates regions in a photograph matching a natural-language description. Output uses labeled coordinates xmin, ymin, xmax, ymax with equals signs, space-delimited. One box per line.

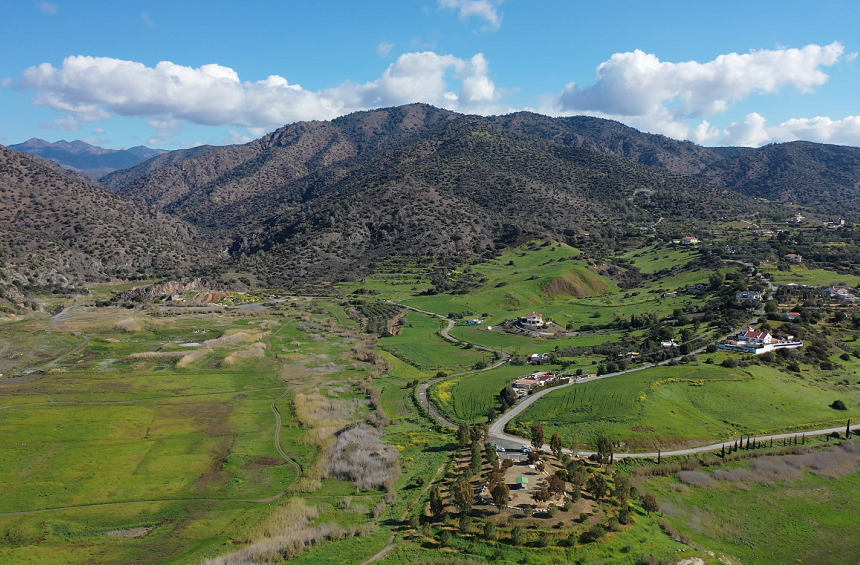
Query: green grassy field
xmin=0 ymin=309 xmax=356 ymax=564
xmin=620 ymin=244 xmax=700 ymax=274
xmin=511 ymin=364 xmax=860 ymax=450
xmin=448 ymin=323 xmax=623 ymax=352
xmin=378 ymin=312 xmax=486 ymax=370
xmin=759 ymin=264 xmax=859 ymax=287
xmin=647 ymin=446 xmax=860 ymax=564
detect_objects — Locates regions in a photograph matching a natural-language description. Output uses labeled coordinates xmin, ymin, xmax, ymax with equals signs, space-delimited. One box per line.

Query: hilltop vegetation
xmin=0 ymin=146 xmax=214 ymax=311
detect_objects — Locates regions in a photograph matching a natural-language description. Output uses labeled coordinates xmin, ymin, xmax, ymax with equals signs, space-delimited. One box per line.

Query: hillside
xmin=96 ymin=105 xmax=799 ymax=285
xmin=178 ymin=122 xmax=770 ymax=285
xmin=700 ymin=141 xmax=860 ymax=216
xmin=98 ymin=144 xmax=218 ymax=190
xmin=92 ymin=103 xmax=860 ymax=285
xmin=9 ymin=138 xmax=168 ymax=179
xmin=0 ymin=144 xmax=215 ymax=301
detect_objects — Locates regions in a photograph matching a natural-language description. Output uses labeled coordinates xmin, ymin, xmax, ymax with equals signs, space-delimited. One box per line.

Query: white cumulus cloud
xmin=439 ymin=0 xmax=503 ymax=31
xmin=557 ymin=42 xmax=845 ymax=120
xmin=9 ymin=52 xmax=506 ymax=132
xmin=38 ymin=2 xmax=57 ymax=15
xmin=548 ymin=42 xmax=853 ymax=146
xmin=377 ymin=42 xmax=394 ymax=57
xmin=722 ymin=113 xmax=860 ymax=147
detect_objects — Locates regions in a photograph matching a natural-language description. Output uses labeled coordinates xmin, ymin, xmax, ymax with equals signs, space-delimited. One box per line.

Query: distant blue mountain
xmin=8 ymin=138 xmax=169 ymax=179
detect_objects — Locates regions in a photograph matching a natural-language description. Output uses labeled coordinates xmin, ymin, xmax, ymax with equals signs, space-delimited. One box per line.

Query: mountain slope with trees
xmin=0 ymin=144 xmax=214 ymax=298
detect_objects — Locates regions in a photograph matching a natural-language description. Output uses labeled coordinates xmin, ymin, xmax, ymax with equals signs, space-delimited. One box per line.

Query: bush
xmin=564 ymin=533 xmax=577 ymax=547
xmin=607 ymin=518 xmax=621 ymax=532
xmin=832 ymin=400 xmax=848 ymax=410
xmin=511 ymin=526 xmax=523 ymax=546
xmin=438 ymin=528 xmax=451 ymax=546
xmin=483 ymin=521 xmax=497 ymax=540
xmin=459 ymin=515 xmax=472 ymax=534
xmin=721 ymin=358 xmax=739 ymax=368
xmin=580 ymin=524 xmax=606 ymax=543
xmin=328 ymin=426 xmax=400 ymax=490
xmin=618 ymin=508 xmax=631 ymax=525
xmin=536 ymin=532 xmax=550 ymax=547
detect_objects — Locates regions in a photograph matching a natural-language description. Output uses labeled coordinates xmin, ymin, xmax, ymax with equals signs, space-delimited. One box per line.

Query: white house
xmin=785 ymin=312 xmax=802 ymax=321
xmin=681 ymin=236 xmax=699 ymax=245
xmin=523 ymin=312 xmax=544 ymax=327
xmin=466 ymin=318 xmax=483 ymax=325
xmin=785 ymin=254 xmax=803 ymax=264
xmin=823 ymin=287 xmax=850 ymax=298
xmin=737 ymin=291 xmax=763 ymax=302
xmin=738 ymin=327 xmax=772 ymax=344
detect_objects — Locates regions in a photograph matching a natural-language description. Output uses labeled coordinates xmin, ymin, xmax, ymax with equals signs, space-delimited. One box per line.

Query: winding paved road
xmin=402 ymin=301 xmax=857 ymax=459
xmin=400 ymin=305 xmax=509 ymax=429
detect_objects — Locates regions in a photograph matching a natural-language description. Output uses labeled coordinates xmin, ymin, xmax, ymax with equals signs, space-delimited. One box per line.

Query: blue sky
xmin=2 ymin=0 xmax=859 ymax=149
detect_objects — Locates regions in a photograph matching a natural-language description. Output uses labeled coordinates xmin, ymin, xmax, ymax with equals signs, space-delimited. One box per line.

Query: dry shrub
xmin=781 ymin=443 xmax=860 ymax=478
xmin=660 ymin=519 xmax=691 ymax=545
xmin=667 ymin=483 xmax=689 ymax=494
xmin=677 ymin=471 xmax=716 ymax=488
xmin=749 ymin=456 xmax=803 ymax=482
xmin=352 ymin=344 xmax=384 ymax=365
xmin=328 ymin=425 xmax=400 ymax=491
xmin=634 ymin=462 xmax=682 ymax=479
xmin=358 ymin=379 xmax=390 ymax=428
xmin=289 ymin=393 xmax=358 ymax=493
xmin=176 ymin=349 xmax=208 ymax=368
xmin=202 ymin=331 xmax=265 ymax=348
xmin=171 ymin=331 xmax=269 ymax=369
xmin=114 ymin=318 xmax=145 ymax=333
xmin=712 ymin=468 xmax=772 ymax=485
xmin=126 ymin=351 xmax=187 ymax=360
xmin=680 ymin=457 xmax=701 ymax=471
xmin=222 ymin=343 xmax=266 ymax=366
xmin=201 ymin=498 xmax=375 ymax=565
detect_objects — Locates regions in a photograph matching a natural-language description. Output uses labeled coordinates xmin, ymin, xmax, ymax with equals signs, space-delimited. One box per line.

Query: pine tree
xmin=430 ymin=486 xmax=445 ymax=518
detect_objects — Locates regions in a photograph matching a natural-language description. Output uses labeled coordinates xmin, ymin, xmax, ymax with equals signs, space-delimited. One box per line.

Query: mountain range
xmin=8 ymin=138 xmax=169 ymax=179
xmin=4 ymin=103 xmax=860 ymax=296
xmin=0 ymin=145 xmax=214 ymax=305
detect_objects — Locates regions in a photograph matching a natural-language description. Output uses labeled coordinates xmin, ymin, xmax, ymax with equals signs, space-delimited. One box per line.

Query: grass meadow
xmin=0 ymin=306 xmax=368 ymax=564
xmin=645 ymin=441 xmax=860 ymax=564
xmin=759 ymin=264 xmax=860 ymax=287
xmin=619 ymin=244 xmax=700 ymax=274
xmin=378 ymin=312 xmax=486 ymax=370
xmin=511 ymin=364 xmax=860 ymax=451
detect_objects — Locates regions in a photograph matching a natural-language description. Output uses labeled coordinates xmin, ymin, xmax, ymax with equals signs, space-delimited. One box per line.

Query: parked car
xmin=521 ymin=448 xmax=531 ymax=454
